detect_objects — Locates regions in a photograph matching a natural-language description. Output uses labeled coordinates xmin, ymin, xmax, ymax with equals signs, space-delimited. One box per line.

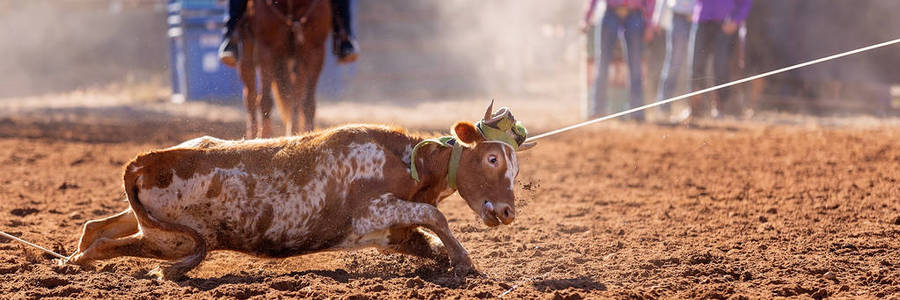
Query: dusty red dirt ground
xmin=0 ymin=116 xmax=899 ymax=299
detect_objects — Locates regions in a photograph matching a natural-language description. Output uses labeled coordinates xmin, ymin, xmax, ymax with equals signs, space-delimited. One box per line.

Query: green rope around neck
xmin=409 ymin=136 xmax=464 ymax=190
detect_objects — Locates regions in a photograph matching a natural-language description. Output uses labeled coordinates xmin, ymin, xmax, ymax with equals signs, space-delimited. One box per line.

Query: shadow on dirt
xmin=532 ymin=276 xmax=607 ymax=292
xmin=177 ymin=263 xmax=472 ymax=292
xmin=0 ymin=117 xmax=245 ymax=144
xmin=180 ymin=274 xmax=267 ymax=291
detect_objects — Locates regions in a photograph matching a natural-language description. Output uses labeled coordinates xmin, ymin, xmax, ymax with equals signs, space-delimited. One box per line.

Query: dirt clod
xmin=10 ymin=208 xmax=39 ymax=217
xmin=58 ymin=182 xmax=80 ymax=190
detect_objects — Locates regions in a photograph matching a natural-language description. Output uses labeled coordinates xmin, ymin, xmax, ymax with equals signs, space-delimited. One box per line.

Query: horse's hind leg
xmin=256 ymin=44 xmax=276 ymax=138
xmin=296 ymin=47 xmax=325 ymax=132
xmin=239 ymin=36 xmax=258 ymax=139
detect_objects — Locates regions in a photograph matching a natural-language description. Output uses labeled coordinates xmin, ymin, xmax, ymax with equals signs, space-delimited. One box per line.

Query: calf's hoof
xmin=147 ymin=265 xmax=187 ymax=281
xmin=65 ymin=252 xmax=91 ymax=266
xmin=55 ymin=253 xmax=75 ymax=266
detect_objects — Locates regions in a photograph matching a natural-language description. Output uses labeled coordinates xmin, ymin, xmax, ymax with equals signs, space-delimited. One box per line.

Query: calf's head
xmin=452 ymin=121 xmax=529 ymax=227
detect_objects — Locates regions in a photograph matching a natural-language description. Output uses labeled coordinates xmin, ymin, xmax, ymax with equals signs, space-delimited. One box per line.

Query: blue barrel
xmin=166 ymin=0 xmax=353 ymax=103
xmin=167 ymin=0 xmax=242 ymax=102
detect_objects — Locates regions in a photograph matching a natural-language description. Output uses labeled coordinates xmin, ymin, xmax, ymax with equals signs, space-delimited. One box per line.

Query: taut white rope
xmin=526 ymin=38 xmax=900 ymax=142
xmin=0 ymin=229 xmax=67 ymax=259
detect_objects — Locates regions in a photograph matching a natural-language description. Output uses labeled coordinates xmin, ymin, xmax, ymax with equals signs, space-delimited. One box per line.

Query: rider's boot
xmin=332 ymin=32 xmax=359 ymax=64
xmin=219 ymin=0 xmax=248 ymax=67
xmin=331 ymin=0 xmax=359 ymax=63
xmin=219 ymin=37 xmax=238 ymax=67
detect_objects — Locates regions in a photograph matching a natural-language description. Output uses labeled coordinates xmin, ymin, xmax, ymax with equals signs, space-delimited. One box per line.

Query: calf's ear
xmin=453 ymin=121 xmax=484 ymax=145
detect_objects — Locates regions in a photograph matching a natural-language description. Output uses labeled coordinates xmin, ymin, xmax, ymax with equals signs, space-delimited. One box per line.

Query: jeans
xmin=225 ymin=0 xmax=248 ymax=37
xmin=225 ymin=0 xmax=352 ymax=38
xmin=689 ymin=21 xmax=736 ymax=107
xmin=592 ymin=9 xmax=645 ymax=119
xmin=331 ymin=0 xmax=353 ymax=38
xmin=657 ymin=13 xmax=693 ymax=113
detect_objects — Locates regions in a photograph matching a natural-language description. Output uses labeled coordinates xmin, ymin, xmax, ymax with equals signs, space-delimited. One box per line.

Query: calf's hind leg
xmin=69 ymin=220 xmax=207 ymax=280
xmin=74 ymin=208 xmax=139 ymax=256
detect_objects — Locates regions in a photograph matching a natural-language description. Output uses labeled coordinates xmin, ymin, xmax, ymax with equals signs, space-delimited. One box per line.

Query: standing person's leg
xmin=713 ymin=27 xmax=737 ymax=115
xmin=689 ymin=22 xmax=715 ymax=117
xmin=331 ymin=0 xmax=359 ymax=63
xmin=586 ymin=22 xmax=598 ymax=116
xmin=658 ymin=14 xmax=692 ymax=114
xmin=593 ymin=9 xmax=622 ymax=118
xmin=219 ymin=0 xmax=249 ymax=65
xmin=622 ymin=11 xmax=645 ymax=121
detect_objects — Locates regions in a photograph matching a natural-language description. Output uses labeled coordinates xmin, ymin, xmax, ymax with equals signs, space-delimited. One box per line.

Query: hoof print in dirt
xmin=0 ymin=264 xmax=30 ymax=275
xmin=34 ymin=275 xmax=70 ymax=289
xmin=451 ymin=264 xmax=479 ymax=277
xmin=10 ymin=207 xmax=39 ymax=217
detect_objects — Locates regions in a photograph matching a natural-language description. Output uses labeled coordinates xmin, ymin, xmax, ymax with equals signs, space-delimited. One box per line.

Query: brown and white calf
xmin=67 ymin=121 xmax=524 ymax=279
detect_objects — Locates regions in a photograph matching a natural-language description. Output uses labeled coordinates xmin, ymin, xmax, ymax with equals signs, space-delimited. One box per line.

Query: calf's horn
xmin=483 ymin=99 xmax=494 ymax=121
xmin=518 ymin=142 xmax=537 ymax=151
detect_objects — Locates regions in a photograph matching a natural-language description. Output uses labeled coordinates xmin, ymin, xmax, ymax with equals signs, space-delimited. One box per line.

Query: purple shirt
xmin=695 ymin=0 xmax=753 ymax=23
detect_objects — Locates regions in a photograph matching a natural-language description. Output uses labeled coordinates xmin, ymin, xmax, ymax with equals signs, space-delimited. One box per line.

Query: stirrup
xmin=218 ymin=38 xmax=238 ymax=67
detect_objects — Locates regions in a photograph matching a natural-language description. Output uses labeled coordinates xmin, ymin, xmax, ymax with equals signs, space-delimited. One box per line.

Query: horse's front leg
xmin=346 ymin=193 xmax=474 ymax=275
xmin=238 ymin=38 xmax=258 ymax=139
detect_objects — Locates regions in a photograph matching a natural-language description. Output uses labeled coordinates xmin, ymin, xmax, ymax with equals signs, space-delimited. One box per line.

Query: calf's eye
xmin=487 ymin=154 xmax=498 ymax=166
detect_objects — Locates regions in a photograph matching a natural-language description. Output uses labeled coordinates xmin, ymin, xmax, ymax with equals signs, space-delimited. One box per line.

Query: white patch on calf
xmin=499 ymin=143 xmax=518 ymax=191
xmin=139 ymin=165 xmax=253 ymax=244
xmin=344 ymin=143 xmax=387 ymax=181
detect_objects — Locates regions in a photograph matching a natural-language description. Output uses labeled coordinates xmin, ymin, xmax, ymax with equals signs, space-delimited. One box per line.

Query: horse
xmin=236 ymin=0 xmax=331 ymax=138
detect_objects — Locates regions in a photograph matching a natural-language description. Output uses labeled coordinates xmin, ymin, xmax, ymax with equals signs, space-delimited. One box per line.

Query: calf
xmin=66 ymin=105 xmax=533 ymax=279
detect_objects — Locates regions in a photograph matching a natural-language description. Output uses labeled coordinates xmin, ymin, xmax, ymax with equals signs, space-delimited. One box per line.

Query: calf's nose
xmin=494 ymin=203 xmax=515 ymax=225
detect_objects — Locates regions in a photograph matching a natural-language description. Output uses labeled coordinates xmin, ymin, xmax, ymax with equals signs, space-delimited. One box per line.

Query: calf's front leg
xmin=352 ymin=193 xmax=474 ymax=275
xmin=385 ymin=226 xmax=449 ymax=265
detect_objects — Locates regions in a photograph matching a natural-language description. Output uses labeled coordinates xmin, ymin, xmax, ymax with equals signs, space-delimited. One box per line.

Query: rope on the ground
xmin=526 ymin=37 xmax=900 ymax=142
xmin=0 ymin=228 xmax=67 ymax=259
